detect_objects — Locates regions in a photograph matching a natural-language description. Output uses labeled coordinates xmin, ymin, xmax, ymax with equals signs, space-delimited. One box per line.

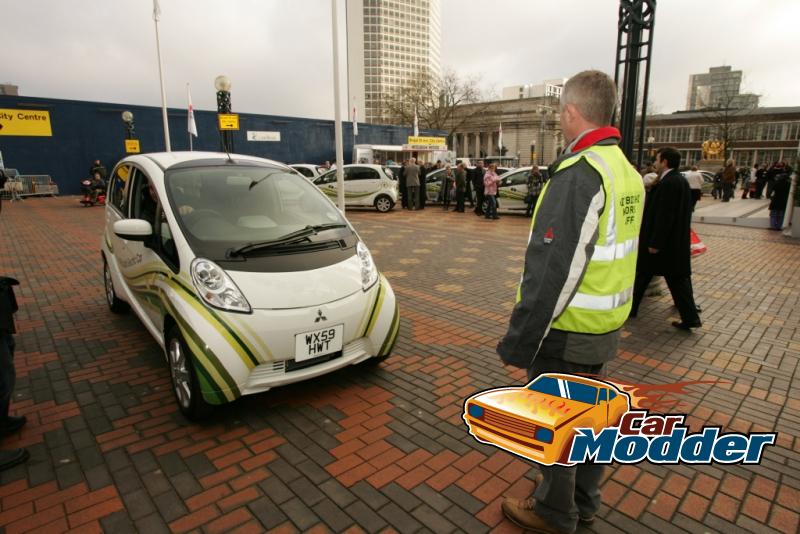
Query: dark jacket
xmin=637 ymin=168 xmax=693 ymax=277
xmin=90 ymin=164 xmax=107 ymax=180
xmin=470 ymin=166 xmax=486 ymax=191
xmin=455 ymin=168 xmax=466 ymax=191
xmin=0 ymin=277 xmax=19 ymax=334
xmin=769 ymin=176 xmax=790 ymax=211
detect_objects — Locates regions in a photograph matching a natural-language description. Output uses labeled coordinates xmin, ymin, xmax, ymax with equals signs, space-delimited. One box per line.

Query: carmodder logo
xmin=462 ymin=373 xmax=776 ymax=467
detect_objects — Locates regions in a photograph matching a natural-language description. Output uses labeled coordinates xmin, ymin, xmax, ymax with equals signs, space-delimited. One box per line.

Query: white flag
xmin=187 ymin=84 xmax=197 ymax=137
xmin=413 ymin=106 xmax=419 ymax=137
xmin=152 ymin=0 xmax=161 ymax=21
xmin=498 ymin=123 xmax=503 ymax=150
xmin=353 ymin=105 xmax=358 ymax=137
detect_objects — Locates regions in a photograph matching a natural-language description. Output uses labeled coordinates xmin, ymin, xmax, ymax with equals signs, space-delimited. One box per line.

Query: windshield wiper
xmin=249 ymin=172 xmax=274 ymax=190
xmin=226 ymin=223 xmax=347 ymax=257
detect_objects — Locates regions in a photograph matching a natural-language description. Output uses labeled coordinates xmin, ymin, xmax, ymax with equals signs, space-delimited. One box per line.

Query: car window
xmin=293 ymin=166 xmax=314 ymax=178
xmin=157 ymin=207 xmax=179 ymax=269
xmin=527 ymin=376 xmax=599 ymax=405
xmin=130 ymin=168 xmax=158 ymax=226
xmin=109 ymin=164 xmax=131 ymax=215
xmin=598 ymin=389 xmax=607 ymax=402
xmin=608 ymin=390 xmax=617 ymax=401
xmin=504 ymin=170 xmax=528 ymax=186
xmin=427 ymin=169 xmax=445 ymax=183
xmin=166 ymin=165 xmax=347 ymax=256
xmin=314 ymin=170 xmax=336 ymax=185
xmin=346 ymin=167 xmax=380 ymax=181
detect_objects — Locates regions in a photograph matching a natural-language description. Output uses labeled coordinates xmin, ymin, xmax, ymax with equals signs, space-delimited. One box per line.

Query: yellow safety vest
xmin=530 ymin=144 xmax=644 ymax=334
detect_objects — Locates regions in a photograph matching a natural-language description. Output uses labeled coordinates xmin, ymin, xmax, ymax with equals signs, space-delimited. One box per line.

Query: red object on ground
xmin=690 ymin=228 xmax=707 ymax=256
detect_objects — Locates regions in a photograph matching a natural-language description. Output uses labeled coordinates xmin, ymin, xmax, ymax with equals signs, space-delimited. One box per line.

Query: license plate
xmin=295 ymin=324 xmax=344 ymax=362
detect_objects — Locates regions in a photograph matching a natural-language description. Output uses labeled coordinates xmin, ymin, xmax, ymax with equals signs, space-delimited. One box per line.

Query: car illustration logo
xmin=315 ymin=309 xmax=327 ymax=323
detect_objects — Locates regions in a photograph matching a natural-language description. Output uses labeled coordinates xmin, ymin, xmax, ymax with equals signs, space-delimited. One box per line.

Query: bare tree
xmin=379 ymin=68 xmax=492 ymax=140
xmin=700 ymin=87 xmax=759 ymax=162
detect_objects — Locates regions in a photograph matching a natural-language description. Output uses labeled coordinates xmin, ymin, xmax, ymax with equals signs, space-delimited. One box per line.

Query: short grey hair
xmin=561 ymin=70 xmax=617 ymax=126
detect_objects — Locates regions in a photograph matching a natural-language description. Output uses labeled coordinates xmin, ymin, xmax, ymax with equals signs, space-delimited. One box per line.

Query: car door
xmin=345 ymin=166 xmax=380 ymax=206
xmin=426 ymin=169 xmax=444 ymax=202
xmin=314 ymin=170 xmax=338 ymax=199
xmin=497 ymin=169 xmax=529 ymax=211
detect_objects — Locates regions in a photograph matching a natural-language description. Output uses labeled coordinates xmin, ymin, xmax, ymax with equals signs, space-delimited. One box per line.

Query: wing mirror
xmin=114 ymin=219 xmax=153 ymax=241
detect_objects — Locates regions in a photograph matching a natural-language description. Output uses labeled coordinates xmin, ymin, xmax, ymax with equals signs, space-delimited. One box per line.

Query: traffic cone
xmin=690 ymin=228 xmax=707 ymax=256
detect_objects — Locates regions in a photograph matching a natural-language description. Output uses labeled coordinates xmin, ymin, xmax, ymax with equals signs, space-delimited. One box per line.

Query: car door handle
xmin=510 ymin=187 xmax=517 ymax=191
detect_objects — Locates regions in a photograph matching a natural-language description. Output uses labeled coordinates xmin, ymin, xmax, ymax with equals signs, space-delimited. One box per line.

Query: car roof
xmin=127 ymin=151 xmax=290 ymax=172
xmin=321 ymin=164 xmax=387 ymax=172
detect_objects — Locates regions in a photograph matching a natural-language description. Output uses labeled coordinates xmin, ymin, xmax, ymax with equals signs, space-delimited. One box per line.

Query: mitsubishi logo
xmin=315 ymin=309 xmax=327 ymax=323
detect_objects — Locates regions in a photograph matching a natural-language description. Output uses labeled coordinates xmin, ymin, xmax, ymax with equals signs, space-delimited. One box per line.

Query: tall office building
xmin=501 ymin=79 xmax=566 ymax=101
xmin=347 ymin=0 xmax=442 ymax=124
xmin=685 ymin=66 xmax=760 ymax=110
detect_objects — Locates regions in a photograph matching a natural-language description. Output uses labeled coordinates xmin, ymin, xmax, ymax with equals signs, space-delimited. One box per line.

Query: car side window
xmin=294 ymin=167 xmax=313 ymax=178
xmin=507 ymin=171 xmax=528 ymax=186
xmin=109 ymin=164 xmax=132 ymax=215
xmin=157 ymin=206 xmax=179 ymax=270
xmin=130 ymin=168 xmax=158 ymax=226
xmin=348 ymin=167 xmax=379 ymax=181
xmin=608 ymin=390 xmax=617 ymax=401
xmin=598 ymin=389 xmax=607 ymax=403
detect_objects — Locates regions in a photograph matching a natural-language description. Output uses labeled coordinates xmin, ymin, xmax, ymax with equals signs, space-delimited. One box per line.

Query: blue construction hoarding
xmin=0 ymin=94 xmax=437 ymax=195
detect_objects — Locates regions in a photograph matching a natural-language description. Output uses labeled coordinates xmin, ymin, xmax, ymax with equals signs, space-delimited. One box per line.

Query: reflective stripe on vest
xmin=569 ymin=286 xmax=633 ymax=311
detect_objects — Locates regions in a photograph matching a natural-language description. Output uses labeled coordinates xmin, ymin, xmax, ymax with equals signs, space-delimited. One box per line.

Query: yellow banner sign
xmin=0 ymin=108 xmax=53 ymax=136
xmin=407 ymin=136 xmax=446 ymax=146
xmin=125 ymin=139 xmax=140 ymax=153
xmin=218 ymin=113 xmax=240 ymax=130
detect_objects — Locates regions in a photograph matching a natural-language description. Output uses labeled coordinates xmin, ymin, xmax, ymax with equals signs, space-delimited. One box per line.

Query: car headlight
xmin=534 ymin=427 xmax=554 ymax=444
xmin=190 ymin=258 xmax=251 ymax=313
xmin=467 ymin=403 xmax=484 ymax=419
xmin=357 ymin=241 xmax=378 ymax=290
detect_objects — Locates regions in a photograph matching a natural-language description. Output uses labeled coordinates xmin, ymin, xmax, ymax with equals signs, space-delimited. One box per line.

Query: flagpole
xmin=331 ymin=0 xmax=345 ymax=212
xmin=187 ymin=83 xmax=193 ymax=151
xmin=153 ymin=0 xmax=171 ymax=152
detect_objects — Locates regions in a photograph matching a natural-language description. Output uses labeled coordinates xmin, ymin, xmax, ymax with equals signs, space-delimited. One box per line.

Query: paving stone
xmin=248 ymin=496 xmax=289 ymax=530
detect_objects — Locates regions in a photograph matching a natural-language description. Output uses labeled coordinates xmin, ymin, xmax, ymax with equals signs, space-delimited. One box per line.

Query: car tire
xmin=374 ymin=195 xmax=394 ymax=213
xmin=166 ymin=326 xmax=212 ymax=420
xmin=103 ymin=260 xmax=128 ymax=314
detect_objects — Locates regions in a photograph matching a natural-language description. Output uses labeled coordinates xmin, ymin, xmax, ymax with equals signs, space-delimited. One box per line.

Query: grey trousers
xmin=527 ymin=338 xmax=609 ymax=533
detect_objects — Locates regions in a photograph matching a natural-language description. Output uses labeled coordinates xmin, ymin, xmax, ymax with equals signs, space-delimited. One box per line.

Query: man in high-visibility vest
xmin=496 ymin=70 xmax=644 ymax=534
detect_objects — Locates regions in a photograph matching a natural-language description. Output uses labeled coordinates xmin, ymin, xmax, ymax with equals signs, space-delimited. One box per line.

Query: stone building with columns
xmin=445 ymin=95 xmax=563 ymax=166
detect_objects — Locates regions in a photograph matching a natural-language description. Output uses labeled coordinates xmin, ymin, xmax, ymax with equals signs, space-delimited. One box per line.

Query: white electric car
xmin=101 ymin=152 xmax=399 ymax=419
xmin=313 ymin=164 xmax=398 ymax=212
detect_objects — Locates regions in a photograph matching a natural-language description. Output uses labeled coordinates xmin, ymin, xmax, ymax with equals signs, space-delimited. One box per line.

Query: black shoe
xmin=0 ymin=448 xmax=29 ymax=471
xmin=672 ymin=321 xmax=702 ymax=331
xmin=695 ymin=305 xmax=702 ymax=313
xmin=0 ymin=415 xmax=27 ymax=436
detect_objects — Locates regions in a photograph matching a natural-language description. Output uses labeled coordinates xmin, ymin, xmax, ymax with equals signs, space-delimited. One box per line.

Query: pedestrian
xmin=525 ymin=165 xmax=543 ymax=217
xmin=684 ymin=165 xmax=704 ymax=211
xmin=755 ymin=164 xmax=767 ymax=198
xmin=472 ymin=160 xmax=486 ymax=216
xmin=89 ymin=159 xmax=107 ymax=180
xmin=454 ymin=162 xmax=467 ymax=212
xmin=483 ymin=163 xmax=501 ymax=220
xmin=405 ymin=158 xmax=420 ymax=210
xmin=0 ymin=212 xmax=29 ymax=470
xmin=398 ymin=160 xmax=408 ymax=209
xmin=419 ymin=162 xmax=430 ymax=209
xmin=768 ymin=169 xmax=791 ymax=230
xmin=742 ymin=163 xmax=757 ymax=199
xmin=630 ymin=146 xmax=701 ymax=330
xmin=722 ymin=159 xmax=736 ymax=202
xmin=712 ymin=168 xmax=723 ymax=199
xmin=441 ymin=165 xmax=454 ymax=211
xmin=463 ymin=163 xmax=475 ymax=208
xmin=766 ymin=160 xmax=788 ymax=199
xmin=497 ymin=70 xmax=644 ymax=534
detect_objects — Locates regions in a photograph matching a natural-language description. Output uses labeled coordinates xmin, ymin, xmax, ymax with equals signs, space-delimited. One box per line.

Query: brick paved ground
xmin=0 ymin=196 xmax=798 ymax=534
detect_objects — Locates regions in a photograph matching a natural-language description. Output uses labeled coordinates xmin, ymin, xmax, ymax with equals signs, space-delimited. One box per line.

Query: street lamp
xmin=215 ymin=75 xmax=234 ymax=152
xmin=538 ymin=106 xmax=556 ymax=166
xmin=121 ymin=110 xmax=135 ymax=139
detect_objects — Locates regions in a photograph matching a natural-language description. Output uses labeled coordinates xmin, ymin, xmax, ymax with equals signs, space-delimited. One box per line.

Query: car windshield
xmin=527 ymin=376 xmax=598 ymax=405
xmin=166 ymin=165 xmax=347 ymax=256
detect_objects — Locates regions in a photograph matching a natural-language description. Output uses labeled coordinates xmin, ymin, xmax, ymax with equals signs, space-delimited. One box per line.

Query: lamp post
xmin=215 ymin=75 xmax=234 ymax=153
xmin=537 ymin=105 xmax=556 ymax=166
xmin=647 ymin=135 xmax=655 ymax=162
xmin=121 ymin=111 xmax=135 ymax=139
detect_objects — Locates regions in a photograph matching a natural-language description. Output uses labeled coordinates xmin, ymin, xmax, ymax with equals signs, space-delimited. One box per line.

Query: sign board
xmin=402 ymin=144 xmax=447 ymax=152
xmin=407 ymin=136 xmax=446 ymax=147
xmin=124 ymin=139 xmax=140 ymax=153
xmin=0 ymin=109 xmax=53 ymax=136
xmin=218 ymin=113 xmax=240 ymax=130
xmin=247 ymin=131 xmax=281 ymax=142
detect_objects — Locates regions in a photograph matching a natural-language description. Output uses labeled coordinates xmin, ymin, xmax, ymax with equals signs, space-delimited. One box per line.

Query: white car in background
xmin=290 ymin=164 xmax=327 ymax=179
xmin=313 ymin=164 xmax=398 ymax=212
xmin=101 ymin=152 xmax=399 ymax=419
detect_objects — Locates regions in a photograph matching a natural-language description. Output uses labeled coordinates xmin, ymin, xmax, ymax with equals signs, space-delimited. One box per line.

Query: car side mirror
xmin=114 ymin=219 xmax=153 ymax=241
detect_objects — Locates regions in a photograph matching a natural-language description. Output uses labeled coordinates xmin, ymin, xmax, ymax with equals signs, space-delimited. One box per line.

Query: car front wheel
xmin=166 ymin=326 xmax=212 ymax=420
xmin=374 ymin=195 xmax=394 ymax=213
xmin=103 ymin=260 xmax=128 ymax=314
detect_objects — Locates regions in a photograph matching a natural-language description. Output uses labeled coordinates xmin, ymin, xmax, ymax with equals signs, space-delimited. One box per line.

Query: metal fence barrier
xmin=1 ymin=172 xmax=59 ymax=200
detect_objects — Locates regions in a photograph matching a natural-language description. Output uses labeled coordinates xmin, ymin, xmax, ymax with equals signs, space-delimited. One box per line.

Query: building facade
xmin=685 ymin=65 xmax=759 ymax=110
xmin=637 ymin=107 xmax=800 ymax=168
xmin=346 ymin=0 xmax=442 ymax=124
xmin=501 ymin=79 xmax=566 ymax=101
xmin=446 ymin=96 xmax=562 ymax=166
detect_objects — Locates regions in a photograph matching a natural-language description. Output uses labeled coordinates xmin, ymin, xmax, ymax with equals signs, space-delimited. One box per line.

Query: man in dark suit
xmin=630 ymin=146 xmax=701 ymax=330
xmin=471 ymin=160 xmax=486 ymax=216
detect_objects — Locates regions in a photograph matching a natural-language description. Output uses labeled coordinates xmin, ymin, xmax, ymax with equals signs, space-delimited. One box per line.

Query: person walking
xmin=630 ymin=146 xmax=701 ymax=330
xmin=497 ymin=70 xmax=644 ymax=534
xmin=454 ymin=163 xmax=467 ymax=212
xmin=525 ymin=166 xmax=543 ymax=217
xmin=441 ymin=165 xmax=454 ymax=211
xmin=404 ymin=158 xmax=420 ymax=210
xmin=472 ymin=160 xmax=486 ymax=216
xmin=768 ymin=169 xmax=791 ymax=230
xmin=684 ymin=165 xmax=704 ymax=211
xmin=464 ymin=163 xmax=475 ymax=208
xmin=483 ymin=163 xmax=501 ymax=220
xmin=754 ymin=164 xmax=767 ymax=199
xmin=722 ymin=159 xmax=736 ymax=202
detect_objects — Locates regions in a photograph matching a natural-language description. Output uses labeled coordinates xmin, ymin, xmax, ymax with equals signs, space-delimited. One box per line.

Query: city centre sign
xmin=407 ymin=135 xmax=446 ymax=147
xmin=0 ymin=108 xmax=53 ymax=136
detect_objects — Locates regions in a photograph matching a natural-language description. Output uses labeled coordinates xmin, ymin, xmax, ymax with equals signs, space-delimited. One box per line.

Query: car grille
xmin=483 ymin=408 xmax=537 ymax=437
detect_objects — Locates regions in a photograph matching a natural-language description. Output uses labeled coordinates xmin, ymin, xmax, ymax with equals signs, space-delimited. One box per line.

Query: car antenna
xmin=223 ymin=143 xmax=234 ymax=163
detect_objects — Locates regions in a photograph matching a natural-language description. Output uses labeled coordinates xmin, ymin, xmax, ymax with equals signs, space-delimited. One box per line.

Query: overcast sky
xmin=2 ymin=0 xmax=797 ymax=120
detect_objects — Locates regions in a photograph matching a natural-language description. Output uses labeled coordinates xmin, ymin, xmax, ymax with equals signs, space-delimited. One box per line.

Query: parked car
xmin=290 ymin=164 xmax=327 ymax=179
xmin=680 ymin=170 xmax=715 ymax=195
xmin=424 ymin=166 xmax=513 ymax=203
xmin=490 ymin=166 xmax=550 ymax=212
xmin=101 ymin=152 xmax=399 ymax=419
xmin=313 ymin=164 xmax=398 ymax=212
